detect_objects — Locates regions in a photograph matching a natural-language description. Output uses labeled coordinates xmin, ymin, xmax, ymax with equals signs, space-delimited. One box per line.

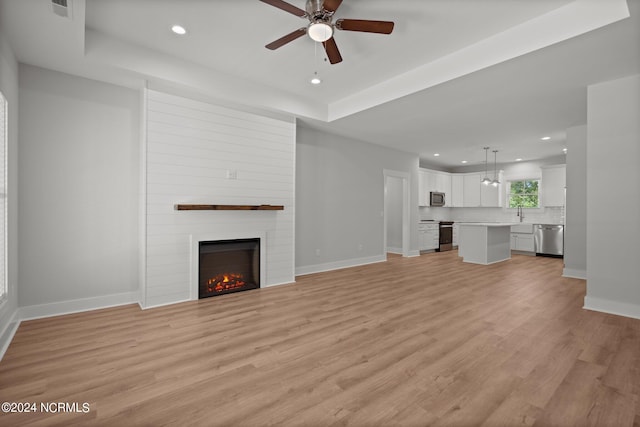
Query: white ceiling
xmin=1 ymin=0 xmax=639 ymax=168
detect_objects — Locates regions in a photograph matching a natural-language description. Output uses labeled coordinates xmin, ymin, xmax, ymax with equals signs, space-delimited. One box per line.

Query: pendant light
xmin=491 ymin=150 xmax=500 ymax=187
xmin=481 ymin=147 xmax=491 ymax=185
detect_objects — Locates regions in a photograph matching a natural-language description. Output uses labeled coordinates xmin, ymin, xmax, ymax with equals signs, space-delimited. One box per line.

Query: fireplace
xmin=199 ymin=238 xmax=260 ymax=298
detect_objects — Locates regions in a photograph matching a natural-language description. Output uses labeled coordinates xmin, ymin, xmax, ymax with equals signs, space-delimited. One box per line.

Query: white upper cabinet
xmin=418 ymin=170 xmax=429 ymax=206
xmin=418 ymin=169 xmax=502 ymax=208
xmin=462 ymin=173 xmax=482 ymax=207
xmin=540 ymin=165 xmax=566 ymax=207
xmin=451 ymin=175 xmax=464 ymax=207
xmin=419 ymin=169 xmax=452 ymax=207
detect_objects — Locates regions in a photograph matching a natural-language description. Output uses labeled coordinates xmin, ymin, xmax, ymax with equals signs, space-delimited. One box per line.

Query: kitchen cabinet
xmin=452 ymin=223 xmax=459 ymax=247
xmin=418 ymin=170 xmax=429 ymax=206
xmin=510 ymin=223 xmax=534 ymax=252
xmin=419 ymin=223 xmax=439 ymax=251
xmin=462 ymin=173 xmax=482 ymax=207
xmin=510 ymin=233 xmax=535 ymax=252
xmin=434 ymin=172 xmax=451 ymax=204
xmin=419 ymin=169 xmax=452 ymax=207
xmin=419 ymin=169 xmax=502 ymax=208
xmin=451 ymin=175 xmax=464 ymax=207
xmin=541 ymin=165 xmax=566 ymax=207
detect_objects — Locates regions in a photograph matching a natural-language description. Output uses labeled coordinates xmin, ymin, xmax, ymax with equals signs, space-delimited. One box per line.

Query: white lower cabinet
xmin=452 ymin=223 xmax=459 ymax=246
xmin=419 ymin=224 xmax=439 ymax=251
xmin=510 ymin=233 xmax=534 ymax=252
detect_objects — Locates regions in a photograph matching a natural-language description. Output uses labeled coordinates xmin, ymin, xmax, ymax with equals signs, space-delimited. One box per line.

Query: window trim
xmin=506 ymin=178 xmax=541 ymax=210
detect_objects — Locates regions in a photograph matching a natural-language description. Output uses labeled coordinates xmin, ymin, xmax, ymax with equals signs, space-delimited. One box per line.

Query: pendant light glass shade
xmin=481 ymin=147 xmax=491 ymax=185
xmin=491 ymin=150 xmax=500 ymax=186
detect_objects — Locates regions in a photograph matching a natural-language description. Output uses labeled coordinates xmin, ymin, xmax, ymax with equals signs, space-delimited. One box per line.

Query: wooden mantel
xmin=174 ymin=204 xmax=284 ymax=211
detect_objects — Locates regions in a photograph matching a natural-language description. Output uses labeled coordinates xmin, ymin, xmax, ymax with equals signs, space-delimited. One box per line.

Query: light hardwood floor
xmin=1 ymin=252 xmax=639 ymax=426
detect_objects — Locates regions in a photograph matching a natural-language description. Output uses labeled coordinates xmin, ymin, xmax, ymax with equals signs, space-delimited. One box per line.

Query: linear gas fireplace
xmin=199 ymin=238 xmax=260 ymax=298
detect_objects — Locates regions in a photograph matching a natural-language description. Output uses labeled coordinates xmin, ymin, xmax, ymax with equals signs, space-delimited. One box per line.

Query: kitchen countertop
xmin=458 ymin=222 xmax=517 ymax=227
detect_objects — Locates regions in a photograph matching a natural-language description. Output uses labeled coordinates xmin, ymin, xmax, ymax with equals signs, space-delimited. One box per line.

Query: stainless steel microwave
xmin=430 ymin=192 xmax=445 ymax=207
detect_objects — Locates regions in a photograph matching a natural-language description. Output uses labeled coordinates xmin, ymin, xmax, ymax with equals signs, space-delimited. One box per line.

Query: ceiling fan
xmin=260 ymin=0 xmax=395 ymax=64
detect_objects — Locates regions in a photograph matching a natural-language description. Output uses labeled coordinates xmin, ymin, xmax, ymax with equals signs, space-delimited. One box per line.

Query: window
xmin=508 ymin=179 xmax=539 ymax=208
xmin=0 ymin=91 xmax=6 ymax=301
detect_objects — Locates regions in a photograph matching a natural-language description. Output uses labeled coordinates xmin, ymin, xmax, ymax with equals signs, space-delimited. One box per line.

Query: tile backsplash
xmin=420 ymin=206 xmax=565 ymax=225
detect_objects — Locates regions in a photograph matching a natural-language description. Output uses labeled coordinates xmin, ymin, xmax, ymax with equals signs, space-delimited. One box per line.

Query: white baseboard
xmin=295 ymin=255 xmax=386 ymax=276
xmin=386 ymin=246 xmax=403 ymax=255
xmin=563 ymin=268 xmax=587 ymax=280
xmin=408 ymin=250 xmax=421 ymax=257
xmin=0 ymin=308 xmax=20 ymax=361
xmin=583 ymin=296 xmax=640 ymax=320
xmin=19 ymin=291 xmax=138 ymax=321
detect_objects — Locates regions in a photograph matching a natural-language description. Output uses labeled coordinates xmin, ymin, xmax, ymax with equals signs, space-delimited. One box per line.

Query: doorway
xmin=383 ymin=170 xmax=409 ymax=258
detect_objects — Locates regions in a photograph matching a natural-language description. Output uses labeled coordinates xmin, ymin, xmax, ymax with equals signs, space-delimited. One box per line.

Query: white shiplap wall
xmin=143 ymin=90 xmax=296 ymax=308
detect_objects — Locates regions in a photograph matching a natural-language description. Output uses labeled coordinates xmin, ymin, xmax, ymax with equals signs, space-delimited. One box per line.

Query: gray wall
xmin=0 ymin=32 xmax=19 ymax=352
xmin=18 ymin=65 xmax=140 ymax=307
xmin=563 ymin=125 xmax=587 ymax=278
xmin=585 ymin=74 xmax=640 ymax=318
xmin=296 ymin=125 xmax=419 ymax=274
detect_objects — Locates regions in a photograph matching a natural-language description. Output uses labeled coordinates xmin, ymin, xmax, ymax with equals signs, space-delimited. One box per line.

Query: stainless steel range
xmin=437 ymin=221 xmax=454 ymax=252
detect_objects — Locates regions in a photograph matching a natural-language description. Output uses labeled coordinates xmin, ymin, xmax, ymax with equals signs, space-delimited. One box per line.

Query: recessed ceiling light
xmin=310 ymin=72 xmax=321 ymax=85
xmin=461 ymin=160 xmax=468 ymax=164
xmin=541 ymin=136 xmax=551 ymax=141
xmin=433 ymin=153 xmax=440 ymax=157
xmin=171 ymin=25 xmax=187 ymax=35
xmin=515 ymin=158 xmax=523 ymax=162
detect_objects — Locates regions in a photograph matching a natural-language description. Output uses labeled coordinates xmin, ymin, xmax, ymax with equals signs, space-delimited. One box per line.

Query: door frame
xmin=383 ymin=169 xmax=410 ymax=258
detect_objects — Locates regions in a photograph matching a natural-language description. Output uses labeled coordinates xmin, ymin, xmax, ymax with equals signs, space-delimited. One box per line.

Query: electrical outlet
xmin=358 ymin=244 xmax=363 ymax=252
xmin=226 ymin=169 xmax=238 ymax=180
xmin=315 ymin=249 xmax=321 ymax=256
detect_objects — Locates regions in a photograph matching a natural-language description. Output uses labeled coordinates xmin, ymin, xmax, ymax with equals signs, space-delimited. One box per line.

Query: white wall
xmin=18 ymin=65 xmax=140 ymax=315
xmin=563 ymin=125 xmax=587 ymax=279
xmin=0 ymin=32 xmax=19 ymax=356
xmin=295 ymin=125 xmax=419 ymax=275
xmin=585 ymin=74 xmax=640 ymax=319
xmin=143 ymin=90 xmax=296 ymax=308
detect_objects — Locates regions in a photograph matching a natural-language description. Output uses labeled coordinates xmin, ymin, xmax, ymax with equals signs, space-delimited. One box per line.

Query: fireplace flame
xmin=207 ymin=273 xmax=246 ymax=293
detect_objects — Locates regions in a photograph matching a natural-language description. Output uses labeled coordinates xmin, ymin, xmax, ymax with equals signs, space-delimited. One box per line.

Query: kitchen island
xmin=458 ymin=223 xmax=514 ymax=265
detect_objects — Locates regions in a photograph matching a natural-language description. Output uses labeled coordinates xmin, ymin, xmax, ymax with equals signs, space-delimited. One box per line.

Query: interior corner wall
xmin=585 ymin=74 xmax=640 ymax=319
xmin=295 ymin=125 xmax=419 ymax=275
xmin=0 ymin=32 xmax=20 ymax=356
xmin=18 ymin=65 xmax=140 ymax=315
xmin=563 ymin=124 xmax=587 ymax=279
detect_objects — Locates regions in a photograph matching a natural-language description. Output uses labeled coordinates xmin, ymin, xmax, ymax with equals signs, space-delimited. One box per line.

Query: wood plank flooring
xmin=1 ymin=252 xmax=639 ymax=426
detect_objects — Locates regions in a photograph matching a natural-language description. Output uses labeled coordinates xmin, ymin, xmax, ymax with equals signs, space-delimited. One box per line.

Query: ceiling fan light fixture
xmin=308 ymin=22 xmax=333 ymax=42
xmin=310 ymin=73 xmax=322 ymax=85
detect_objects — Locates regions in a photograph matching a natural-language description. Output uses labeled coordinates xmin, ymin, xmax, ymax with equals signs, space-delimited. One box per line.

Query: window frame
xmin=506 ymin=178 xmax=541 ymax=210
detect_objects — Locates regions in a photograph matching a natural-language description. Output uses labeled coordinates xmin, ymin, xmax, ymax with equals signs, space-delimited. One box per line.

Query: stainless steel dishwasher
xmin=533 ymin=224 xmax=564 ymax=257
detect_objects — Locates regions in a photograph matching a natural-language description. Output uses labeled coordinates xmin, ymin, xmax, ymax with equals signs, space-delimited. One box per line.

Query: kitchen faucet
xmin=516 ymin=206 xmax=525 ymax=222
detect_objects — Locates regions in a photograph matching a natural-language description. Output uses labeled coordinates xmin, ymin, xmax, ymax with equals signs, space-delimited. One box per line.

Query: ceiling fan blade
xmin=323 ymin=0 xmax=343 ymax=13
xmin=266 ymin=28 xmax=307 ymax=50
xmin=336 ymin=19 xmax=395 ymax=34
xmin=323 ymin=37 xmax=343 ymax=64
xmin=259 ymin=0 xmax=306 ymax=17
